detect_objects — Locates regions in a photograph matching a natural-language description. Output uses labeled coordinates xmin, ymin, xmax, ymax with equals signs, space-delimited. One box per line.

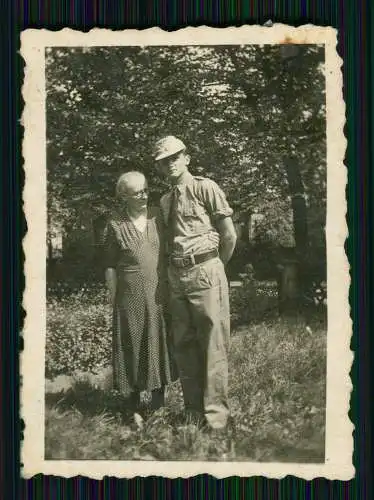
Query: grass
xmin=45 ymin=312 xmax=326 ymax=462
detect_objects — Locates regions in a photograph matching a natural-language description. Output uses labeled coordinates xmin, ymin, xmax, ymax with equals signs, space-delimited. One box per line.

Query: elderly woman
xmin=103 ymin=171 xmax=175 ymax=415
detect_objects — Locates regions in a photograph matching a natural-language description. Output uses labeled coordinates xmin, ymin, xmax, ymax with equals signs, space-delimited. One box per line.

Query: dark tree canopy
xmin=46 ymin=44 xmax=326 ymax=261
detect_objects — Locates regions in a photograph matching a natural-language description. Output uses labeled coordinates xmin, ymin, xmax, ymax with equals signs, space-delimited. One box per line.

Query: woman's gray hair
xmin=115 ymin=171 xmax=146 ymax=198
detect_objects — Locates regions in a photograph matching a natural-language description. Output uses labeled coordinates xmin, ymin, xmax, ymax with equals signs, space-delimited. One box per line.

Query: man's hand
xmin=216 ymin=217 xmax=237 ymax=265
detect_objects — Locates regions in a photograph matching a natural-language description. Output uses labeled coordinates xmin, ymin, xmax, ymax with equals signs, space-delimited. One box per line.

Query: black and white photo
xmin=21 ymin=26 xmax=352 ymax=479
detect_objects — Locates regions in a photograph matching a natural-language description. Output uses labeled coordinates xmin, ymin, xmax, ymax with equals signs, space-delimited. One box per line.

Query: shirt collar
xmin=172 ymin=171 xmax=194 ymax=193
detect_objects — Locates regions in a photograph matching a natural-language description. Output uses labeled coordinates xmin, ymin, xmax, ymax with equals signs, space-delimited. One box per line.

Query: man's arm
xmin=216 ymin=216 xmax=237 ymax=265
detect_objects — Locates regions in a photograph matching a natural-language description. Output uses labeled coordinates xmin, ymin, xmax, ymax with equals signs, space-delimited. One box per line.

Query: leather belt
xmin=170 ymin=249 xmax=219 ymax=269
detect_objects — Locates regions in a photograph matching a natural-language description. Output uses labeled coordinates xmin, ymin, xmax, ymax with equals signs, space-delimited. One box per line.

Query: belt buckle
xmin=182 ymin=255 xmax=195 ymax=267
xmin=172 ymin=254 xmax=196 ymax=268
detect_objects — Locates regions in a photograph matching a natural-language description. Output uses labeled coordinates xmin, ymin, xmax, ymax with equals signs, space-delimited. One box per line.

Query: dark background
xmin=1 ymin=0 xmax=372 ymax=498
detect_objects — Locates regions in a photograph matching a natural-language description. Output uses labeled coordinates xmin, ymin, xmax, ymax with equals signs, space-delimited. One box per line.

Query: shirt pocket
xmin=181 ymin=200 xmax=207 ymax=232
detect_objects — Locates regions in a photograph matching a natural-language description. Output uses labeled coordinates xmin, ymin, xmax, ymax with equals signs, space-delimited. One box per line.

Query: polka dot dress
xmin=104 ymin=207 xmax=176 ymax=397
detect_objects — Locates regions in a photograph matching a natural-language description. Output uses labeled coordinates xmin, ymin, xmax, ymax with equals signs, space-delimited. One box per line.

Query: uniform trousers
xmin=167 ymin=256 xmax=230 ymax=429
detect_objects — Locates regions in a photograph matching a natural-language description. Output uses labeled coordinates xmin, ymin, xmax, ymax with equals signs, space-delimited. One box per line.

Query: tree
xmin=46 ymin=44 xmax=326 ymax=290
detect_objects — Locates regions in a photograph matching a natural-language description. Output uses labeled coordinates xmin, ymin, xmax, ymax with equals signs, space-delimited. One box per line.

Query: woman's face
xmin=121 ymin=177 xmax=149 ymax=212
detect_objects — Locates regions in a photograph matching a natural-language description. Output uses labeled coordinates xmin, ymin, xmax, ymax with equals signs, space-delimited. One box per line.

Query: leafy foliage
xmin=230 ymin=272 xmax=279 ymax=326
xmin=46 ymin=287 xmax=111 ymax=377
xmin=46 ymin=281 xmax=278 ymax=378
xmin=46 ymin=279 xmax=325 ymax=379
xmin=46 ymin=44 xmax=326 ymax=259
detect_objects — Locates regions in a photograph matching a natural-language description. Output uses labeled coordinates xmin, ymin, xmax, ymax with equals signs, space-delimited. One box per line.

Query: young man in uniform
xmin=154 ymin=135 xmax=237 ymax=431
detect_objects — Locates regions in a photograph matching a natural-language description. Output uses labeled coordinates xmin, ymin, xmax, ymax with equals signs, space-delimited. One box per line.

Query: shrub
xmin=46 ymin=286 xmax=112 ymax=378
xmin=230 ymin=268 xmax=279 ymax=326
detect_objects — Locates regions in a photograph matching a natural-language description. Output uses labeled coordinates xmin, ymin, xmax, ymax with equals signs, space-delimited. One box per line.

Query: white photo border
xmin=21 ymin=25 xmax=353 ymax=480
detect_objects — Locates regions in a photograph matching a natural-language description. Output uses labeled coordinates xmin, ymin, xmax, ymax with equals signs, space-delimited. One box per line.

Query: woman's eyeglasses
xmin=127 ymin=188 xmax=149 ymax=199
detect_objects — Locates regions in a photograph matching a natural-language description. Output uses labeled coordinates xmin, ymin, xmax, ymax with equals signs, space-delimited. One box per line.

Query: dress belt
xmin=170 ymin=249 xmax=219 ymax=269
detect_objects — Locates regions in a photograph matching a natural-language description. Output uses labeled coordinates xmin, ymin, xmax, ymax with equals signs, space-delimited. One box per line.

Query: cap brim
xmin=154 ymin=146 xmax=185 ymax=161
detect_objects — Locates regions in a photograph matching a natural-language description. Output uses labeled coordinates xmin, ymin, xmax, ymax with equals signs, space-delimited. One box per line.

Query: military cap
xmin=153 ymin=135 xmax=186 ymax=161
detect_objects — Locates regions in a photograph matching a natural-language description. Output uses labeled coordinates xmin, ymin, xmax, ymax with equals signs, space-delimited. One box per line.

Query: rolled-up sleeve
xmin=198 ymin=179 xmax=233 ymax=219
xmin=102 ymin=222 xmax=119 ymax=270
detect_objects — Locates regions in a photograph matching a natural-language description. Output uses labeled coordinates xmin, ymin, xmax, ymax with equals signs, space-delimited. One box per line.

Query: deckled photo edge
xmin=20 ymin=25 xmax=353 ymax=480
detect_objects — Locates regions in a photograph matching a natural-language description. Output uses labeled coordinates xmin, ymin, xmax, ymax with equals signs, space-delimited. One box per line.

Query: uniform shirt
xmin=160 ymin=171 xmax=233 ymax=257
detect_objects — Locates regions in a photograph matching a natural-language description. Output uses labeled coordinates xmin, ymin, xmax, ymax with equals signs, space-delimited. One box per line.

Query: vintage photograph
xmin=21 ymin=26 xmax=352 ymax=479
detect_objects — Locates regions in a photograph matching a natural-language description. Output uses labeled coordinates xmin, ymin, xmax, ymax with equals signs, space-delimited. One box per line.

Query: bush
xmin=230 ymin=268 xmax=279 ymax=326
xmin=46 ymin=286 xmax=112 ymax=378
xmin=47 ymin=264 xmax=104 ymax=297
xmin=45 ymin=275 xmax=278 ymax=380
xmin=46 ymin=277 xmax=324 ymax=380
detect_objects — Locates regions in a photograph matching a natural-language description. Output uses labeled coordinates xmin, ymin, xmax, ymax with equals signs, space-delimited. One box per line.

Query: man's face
xmin=157 ymin=151 xmax=190 ymax=181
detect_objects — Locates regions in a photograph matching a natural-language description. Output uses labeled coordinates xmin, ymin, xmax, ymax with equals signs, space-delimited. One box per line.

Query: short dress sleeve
xmin=102 ymin=221 xmax=120 ymax=270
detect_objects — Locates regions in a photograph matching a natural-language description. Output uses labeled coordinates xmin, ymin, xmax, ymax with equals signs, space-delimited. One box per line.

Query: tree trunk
xmin=277 ymin=260 xmax=300 ymax=315
xmin=278 ymin=157 xmax=309 ymax=314
xmin=284 ymin=157 xmax=309 ymax=255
